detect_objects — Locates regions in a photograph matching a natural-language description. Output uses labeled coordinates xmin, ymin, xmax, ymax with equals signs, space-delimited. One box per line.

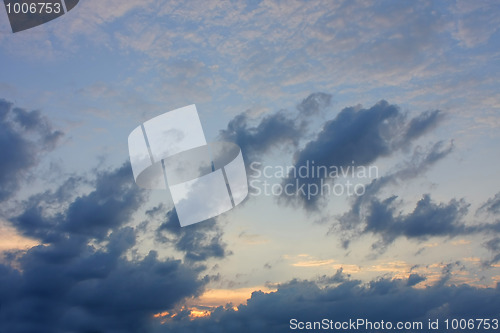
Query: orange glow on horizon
xmin=153 ymin=311 xmax=170 ymax=318
xmin=189 ymin=308 xmax=211 ymax=319
xmin=293 ymin=259 xmax=335 ymax=267
xmin=186 ymin=286 xmax=277 ymax=308
xmin=0 ymin=222 xmax=39 ymax=253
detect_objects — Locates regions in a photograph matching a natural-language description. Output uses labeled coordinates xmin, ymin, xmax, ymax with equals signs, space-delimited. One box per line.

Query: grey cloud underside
xmin=219 ymin=92 xmax=332 ymax=161
xmin=219 ymin=111 xmax=301 ymax=160
xmin=0 ymin=229 xmax=203 ymax=333
xmin=0 ymin=164 xmax=207 ymax=333
xmin=155 ymin=207 xmax=230 ymax=262
xmin=281 ymin=100 xmax=444 ymax=210
xmin=348 ymin=140 xmax=455 ymax=215
xmin=338 ymin=180 xmax=500 ymax=253
xmin=404 ymin=110 xmax=443 ymax=141
xmin=364 ymin=195 xmax=470 ymax=246
xmin=478 ymin=192 xmax=500 ymax=266
xmin=378 ymin=194 xmax=500 ymax=240
xmin=0 ymin=98 xmax=63 ymax=202
xmin=335 ymin=141 xmax=457 ymax=249
xmin=296 ymin=92 xmax=332 ymax=117
xmin=484 ymin=237 xmax=500 ymax=266
xmin=478 ymin=192 xmax=500 ymax=216
xmin=154 ymin=272 xmax=500 ymax=333
xmin=12 ymin=163 xmax=145 ymax=243
xmin=334 ymin=143 xmax=500 ymax=251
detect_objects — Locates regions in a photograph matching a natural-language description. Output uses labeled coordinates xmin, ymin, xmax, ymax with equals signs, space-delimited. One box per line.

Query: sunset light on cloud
xmin=0 ymin=222 xmax=39 ymax=252
xmin=0 ymin=0 xmax=500 ymax=332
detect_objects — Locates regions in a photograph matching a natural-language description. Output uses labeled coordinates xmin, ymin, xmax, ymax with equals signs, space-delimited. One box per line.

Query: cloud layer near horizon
xmin=153 ymin=271 xmax=500 ymax=333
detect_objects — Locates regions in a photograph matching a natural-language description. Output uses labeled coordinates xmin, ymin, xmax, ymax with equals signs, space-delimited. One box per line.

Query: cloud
xmin=332 ymin=144 xmax=500 ymax=252
xmin=349 ymin=140 xmax=454 ymax=217
xmin=478 ymin=192 xmax=500 ymax=216
xmin=219 ymin=95 xmax=476 ymax=253
xmin=155 ymin=207 xmax=230 ymax=263
xmin=478 ymin=192 xmax=500 ymax=266
xmin=483 ymin=237 xmax=500 ymax=267
xmin=364 ymin=194 xmax=470 ymax=248
xmin=407 ymin=273 xmax=426 ymax=286
xmin=0 ymin=163 xmax=208 ymax=333
xmin=219 ymin=110 xmax=300 ymax=161
xmin=219 ymin=92 xmax=332 ymax=161
xmin=11 ymin=107 xmax=63 ymax=149
xmin=338 ymin=141 xmax=454 ymax=228
xmin=337 ymin=190 xmax=500 ymax=253
xmin=12 ymin=162 xmax=144 ymax=243
xmin=0 ymin=98 xmax=63 ymax=202
xmin=317 ymin=267 xmax=350 ymax=285
xmin=153 ymin=273 xmax=500 ymax=333
xmin=0 ymin=229 xmax=204 ymax=333
xmin=404 ymin=110 xmax=444 ymax=142
xmin=296 ymin=92 xmax=332 ymax=117
xmin=281 ymin=100 xmax=444 ymax=210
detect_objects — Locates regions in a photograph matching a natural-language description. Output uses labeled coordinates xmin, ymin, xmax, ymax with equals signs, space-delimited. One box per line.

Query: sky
xmin=0 ymin=0 xmax=500 ymax=332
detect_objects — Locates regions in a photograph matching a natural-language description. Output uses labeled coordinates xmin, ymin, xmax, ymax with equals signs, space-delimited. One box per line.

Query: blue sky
xmin=0 ymin=1 xmax=500 ymax=332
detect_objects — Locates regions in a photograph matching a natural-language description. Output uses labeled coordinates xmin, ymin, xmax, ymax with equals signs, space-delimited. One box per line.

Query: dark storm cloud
xmin=347 ymin=141 xmax=454 ymax=219
xmin=0 ymin=228 xmax=204 ymax=333
xmin=406 ymin=273 xmax=426 ymax=286
xmin=0 ymin=98 xmax=63 ymax=201
xmin=12 ymin=162 xmax=145 ymax=243
xmin=154 ymin=273 xmax=500 ymax=333
xmin=219 ymin=93 xmax=332 ymax=160
xmin=336 ymin=188 xmax=500 ymax=252
xmin=155 ymin=208 xmax=230 ymax=262
xmin=364 ymin=194 xmax=470 ymax=248
xmin=0 ymin=163 xmax=207 ymax=333
xmin=334 ymin=147 xmax=500 ymax=251
xmin=334 ymin=141 xmax=454 ymax=248
xmin=281 ymin=100 xmax=445 ymax=210
xmin=219 ymin=110 xmax=301 ymax=160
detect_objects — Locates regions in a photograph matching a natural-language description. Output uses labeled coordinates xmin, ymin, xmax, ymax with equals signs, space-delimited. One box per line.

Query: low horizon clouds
xmin=153 ymin=269 xmax=500 ymax=333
